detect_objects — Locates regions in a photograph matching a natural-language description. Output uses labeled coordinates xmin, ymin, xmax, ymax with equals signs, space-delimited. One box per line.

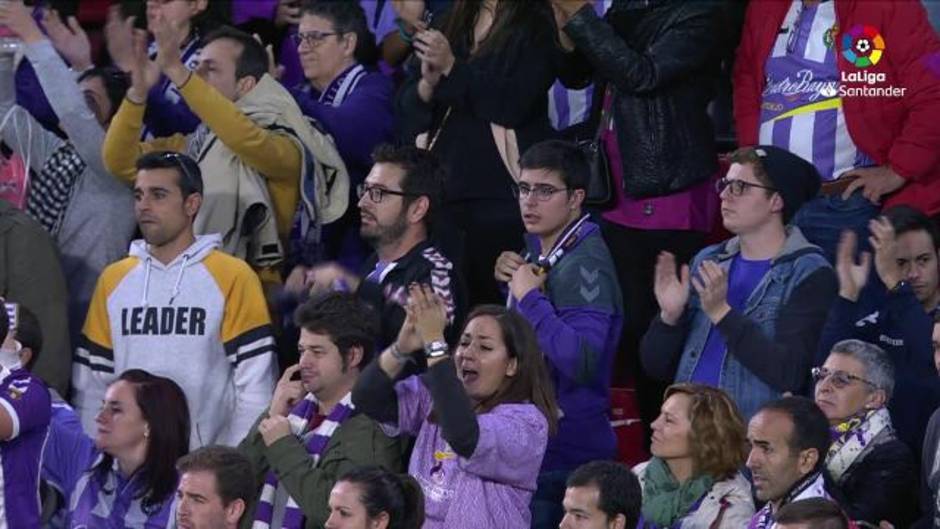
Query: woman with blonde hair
xmin=634 ymin=383 xmax=754 ymax=528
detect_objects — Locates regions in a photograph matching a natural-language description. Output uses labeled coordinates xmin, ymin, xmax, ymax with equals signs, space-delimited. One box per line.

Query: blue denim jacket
xmin=674 ymin=227 xmax=831 ymax=418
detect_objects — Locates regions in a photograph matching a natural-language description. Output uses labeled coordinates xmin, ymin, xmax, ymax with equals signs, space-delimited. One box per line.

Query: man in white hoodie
xmin=73 ymin=151 xmax=277 ymax=447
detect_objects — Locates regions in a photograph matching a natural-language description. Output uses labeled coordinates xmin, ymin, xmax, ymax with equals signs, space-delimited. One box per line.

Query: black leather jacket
xmin=560 ymin=0 xmax=720 ymax=198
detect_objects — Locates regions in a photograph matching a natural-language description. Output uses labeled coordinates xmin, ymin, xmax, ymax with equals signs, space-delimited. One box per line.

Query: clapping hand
xmin=869 ymin=216 xmax=903 ymax=290
xmin=105 ymin=6 xmax=137 ymax=73
xmin=692 ymin=260 xmax=731 ymax=324
xmin=43 ymin=9 xmax=92 ymax=71
xmin=654 ymin=252 xmax=690 ymax=325
xmin=408 ymin=284 xmax=447 ymax=345
xmin=835 ymin=230 xmax=871 ymax=302
xmin=126 ymin=27 xmax=160 ymax=104
xmin=150 ymin=11 xmax=186 ymax=74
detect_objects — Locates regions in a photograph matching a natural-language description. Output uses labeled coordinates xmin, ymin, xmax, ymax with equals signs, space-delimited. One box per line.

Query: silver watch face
xmin=425 ymin=341 xmax=449 ymax=358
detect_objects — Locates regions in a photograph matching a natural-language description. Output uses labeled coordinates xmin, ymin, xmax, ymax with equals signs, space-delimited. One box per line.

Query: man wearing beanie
xmin=640 ymin=146 xmax=837 ymax=419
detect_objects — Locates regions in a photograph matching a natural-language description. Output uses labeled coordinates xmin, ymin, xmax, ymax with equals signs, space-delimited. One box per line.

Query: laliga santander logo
xmin=830 ymin=24 xmax=905 ymax=98
xmin=841 ymin=25 xmax=885 ymax=68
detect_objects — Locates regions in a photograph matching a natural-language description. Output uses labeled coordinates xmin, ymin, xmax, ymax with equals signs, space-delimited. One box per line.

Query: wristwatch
xmin=424 ymin=340 xmax=449 ymax=359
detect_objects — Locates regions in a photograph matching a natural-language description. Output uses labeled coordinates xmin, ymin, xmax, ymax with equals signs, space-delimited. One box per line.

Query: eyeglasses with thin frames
xmin=811 ymin=367 xmax=877 ymax=390
xmin=715 ymin=177 xmax=778 ymax=197
xmin=511 ymin=182 xmax=569 ymax=202
xmin=292 ymin=30 xmax=343 ymax=47
xmin=357 ymin=184 xmax=419 ymax=204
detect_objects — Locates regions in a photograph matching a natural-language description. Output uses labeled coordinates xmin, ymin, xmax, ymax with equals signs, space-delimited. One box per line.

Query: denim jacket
xmin=668 ymin=227 xmax=833 ymax=418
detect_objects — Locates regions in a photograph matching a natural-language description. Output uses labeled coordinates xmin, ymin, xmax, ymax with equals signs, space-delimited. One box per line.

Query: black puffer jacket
xmin=559 ymin=0 xmax=720 ymax=198
xmin=826 ymin=432 xmax=918 ymax=528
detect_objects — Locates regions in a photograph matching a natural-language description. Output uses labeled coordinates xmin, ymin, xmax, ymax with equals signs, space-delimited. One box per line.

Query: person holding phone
xmin=238 ymin=292 xmax=402 ymax=529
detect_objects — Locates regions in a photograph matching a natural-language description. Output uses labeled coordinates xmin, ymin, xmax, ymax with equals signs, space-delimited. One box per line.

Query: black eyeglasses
xmin=811 ymin=367 xmax=877 ymax=390
xmin=357 ymin=184 xmax=419 ymax=204
xmin=715 ymin=177 xmax=777 ymax=197
xmin=510 ymin=182 xmax=569 ymax=202
xmin=291 ymin=30 xmax=343 ymax=47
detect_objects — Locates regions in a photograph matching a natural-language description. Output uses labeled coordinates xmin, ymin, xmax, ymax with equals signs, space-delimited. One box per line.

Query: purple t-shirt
xmin=690 ymin=256 xmax=772 ymax=386
xmin=0 ymin=368 xmax=51 ymax=528
xmin=384 ymin=376 xmax=547 ymax=529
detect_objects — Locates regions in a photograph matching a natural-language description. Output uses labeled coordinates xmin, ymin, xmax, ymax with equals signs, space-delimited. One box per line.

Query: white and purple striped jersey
xmin=759 ymin=0 xmax=874 ymax=180
xmin=0 ymin=368 xmax=51 ymax=528
xmin=549 ymin=0 xmax=613 ymax=131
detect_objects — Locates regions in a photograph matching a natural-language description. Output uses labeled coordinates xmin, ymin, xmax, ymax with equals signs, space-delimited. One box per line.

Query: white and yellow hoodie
xmin=72 ymin=234 xmax=276 ymax=447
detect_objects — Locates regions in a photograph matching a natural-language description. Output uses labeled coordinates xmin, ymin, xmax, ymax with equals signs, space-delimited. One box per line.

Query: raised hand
xmin=105 ymin=5 xmax=136 ymax=72
xmin=869 ymin=216 xmax=903 ymax=290
xmin=43 ymin=9 xmax=92 ymax=71
xmin=395 ymin=302 xmax=424 ymax=354
xmin=835 ymin=230 xmax=871 ymax=302
xmin=126 ymin=29 xmax=160 ymax=103
xmin=692 ymin=260 xmax=731 ymax=324
xmin=0 ymin=0 xmax=43 ymax=44
xmin=654 ymin=252 xmax=690 ymax=325
xmin=269 ymin=364 xmax=306 ymax=417
xmin=149 ymin=11 xmax=186 ymax=73
xmin=408 ymin=283 xmax=447 ymax=345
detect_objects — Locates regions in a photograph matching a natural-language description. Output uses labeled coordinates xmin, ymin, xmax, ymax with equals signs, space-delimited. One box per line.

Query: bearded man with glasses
xmin=812 ymin=339 xmax=916 ymax=528
xmin=287 ymin=144 xmax=464 ymax=377
xmin=642 ymin=145 xmax=836 ymax=420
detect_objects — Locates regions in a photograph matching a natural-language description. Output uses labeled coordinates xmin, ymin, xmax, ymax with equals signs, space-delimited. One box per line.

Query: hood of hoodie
xmin=128 ymin=234 xmax=222 ymax=306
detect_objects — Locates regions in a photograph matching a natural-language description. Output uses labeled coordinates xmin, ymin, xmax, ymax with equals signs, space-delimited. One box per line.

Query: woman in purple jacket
xmin=42 ymin=370 xmax=190 ymax=529
xmin=353 ymin=285 xmax=560 ymax=529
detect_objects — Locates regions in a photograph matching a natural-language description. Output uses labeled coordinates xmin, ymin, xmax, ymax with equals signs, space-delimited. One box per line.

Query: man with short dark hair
xmin=560 ymin=460 xmax=642 ymax=529
xmin=294 ymin=144 xmax=463 ymax=357
xmin=818 ymin=205 xmax=940 ymax=453
xmin=73 ymin=151 xmax=277 ymax=447
xmin=642 ymin=146 xmax=836 ymax=420
xmin=103 ymin=20 xmax=348 ymax=271
xmin=747 ymin=396 xmax=833 ymax=529
xmin=773 ymin=498 xmax=849 ymax=529
xmin=176 ymin=445 xmax=255 ymax=529
xmin=239 ymin=292 xmax=401 ymax=529
xmin=495 ymin=139 xmax=623 ymax=529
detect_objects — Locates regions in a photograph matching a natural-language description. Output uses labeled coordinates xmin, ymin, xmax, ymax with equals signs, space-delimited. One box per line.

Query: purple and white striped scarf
xmin=252 ymin=392 xmax=355 ymax=529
